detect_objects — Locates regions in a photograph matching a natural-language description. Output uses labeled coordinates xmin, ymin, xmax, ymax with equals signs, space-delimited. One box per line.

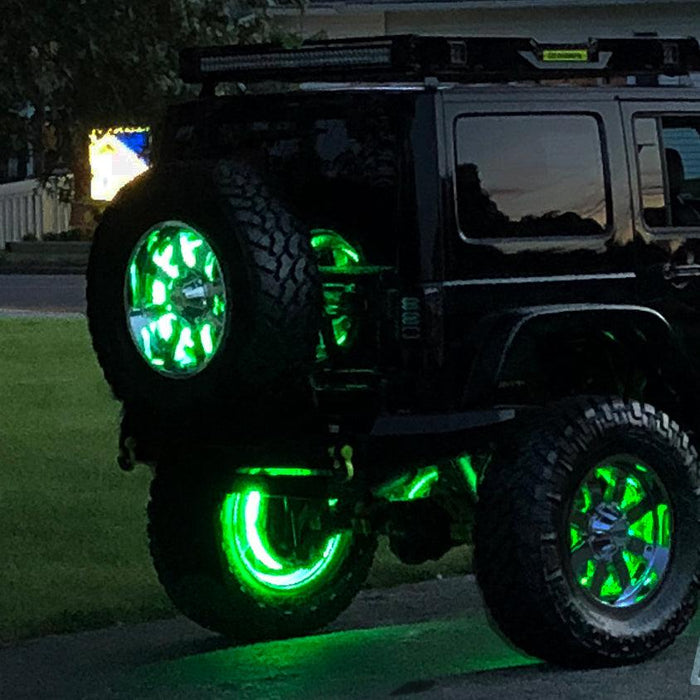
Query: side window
xmin=634 ymin=115 xmax=700 ymax=228
xmin=454 ymin=114 xmax=608 ymax=239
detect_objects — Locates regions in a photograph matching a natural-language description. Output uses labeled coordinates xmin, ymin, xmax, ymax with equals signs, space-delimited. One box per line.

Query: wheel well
xmin=486 ymin=311 xmax=697 ymax=430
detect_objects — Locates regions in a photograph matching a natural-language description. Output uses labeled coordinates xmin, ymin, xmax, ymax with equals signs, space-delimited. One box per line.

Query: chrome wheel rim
xmin=125 ymin=221 xmax=227 ymax=376
xmin=568 ymin=458 xmax=672 ymax=608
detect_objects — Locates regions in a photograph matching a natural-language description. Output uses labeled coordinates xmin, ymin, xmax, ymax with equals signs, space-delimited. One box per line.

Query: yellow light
xmin=89 ymin=127 xmax=150 ymax=201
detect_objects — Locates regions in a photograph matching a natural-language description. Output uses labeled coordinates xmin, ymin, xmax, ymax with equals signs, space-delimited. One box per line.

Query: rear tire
xmin=475 ymin=397 xmax=700 ymax=667
xmin=148 ymin=454 xmax=377 ymax=641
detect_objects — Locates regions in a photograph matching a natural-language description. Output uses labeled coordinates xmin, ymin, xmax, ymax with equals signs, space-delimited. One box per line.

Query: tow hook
xmin=329 ymin=444 xmax=355 ymax=481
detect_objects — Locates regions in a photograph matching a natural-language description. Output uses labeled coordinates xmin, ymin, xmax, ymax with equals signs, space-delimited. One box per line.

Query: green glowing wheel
xmin=125 ymin=222 xmax=227 ymax=377
xmin=475 ymin=397 xmax=700 ymax=667
xmin=148 ymin=459 xmax=377 ymax=641
xmin=568 ymin=461 xmax=671 ymax=608
xmin=219 ymin=489 xmax=353 ymax=600
xmin=87 ymin=162 xmax=320 ymax=410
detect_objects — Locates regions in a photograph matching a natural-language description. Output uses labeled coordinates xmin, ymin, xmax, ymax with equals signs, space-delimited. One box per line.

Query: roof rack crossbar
xmin=179 ymin=35 xmax=700 ymax=88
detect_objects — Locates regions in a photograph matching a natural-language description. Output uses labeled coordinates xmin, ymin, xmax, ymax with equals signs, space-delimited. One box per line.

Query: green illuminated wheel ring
xmin=220 ymin=489 xmax=352 ymax=597
xmin=568 ymin=459 xmax=673 ymax=608
xmin=125 ymin=221 xmax=227 ymax=376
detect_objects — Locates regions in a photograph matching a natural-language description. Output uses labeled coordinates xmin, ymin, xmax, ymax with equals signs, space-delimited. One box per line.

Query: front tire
xmin=475 ymin=397 xmax=700 ymax=667
xmin=148 ymin=456 xmax=376 ymax=642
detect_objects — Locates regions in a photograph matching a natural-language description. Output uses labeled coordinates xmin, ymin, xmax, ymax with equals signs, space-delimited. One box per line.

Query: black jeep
xmin=87 ymin=35 xmax=700 ymax=666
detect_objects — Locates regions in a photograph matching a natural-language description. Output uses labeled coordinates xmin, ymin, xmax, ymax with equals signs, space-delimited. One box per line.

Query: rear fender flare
xmin=462 ymin=304 xmax=677 ymax=405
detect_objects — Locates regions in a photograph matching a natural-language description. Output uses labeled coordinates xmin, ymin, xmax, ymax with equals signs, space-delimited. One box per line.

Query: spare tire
xmin=87 ymin=161 xmax=320 ymax=409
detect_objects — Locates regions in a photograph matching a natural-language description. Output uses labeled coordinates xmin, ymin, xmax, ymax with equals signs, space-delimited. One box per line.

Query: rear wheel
xmin=475 ymin=397 xmax=700 ymax=667
xmin=148 ymin=457 xmax=376 ymax=641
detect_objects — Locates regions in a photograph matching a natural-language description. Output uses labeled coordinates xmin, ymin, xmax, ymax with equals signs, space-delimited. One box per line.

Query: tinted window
xmin=211 ymin=95 xmax=409 ymax=264
xmin=634 ymin=115 xmax=700 ymax=228
xmin=455 ymin=115 xmax=608 ymax=238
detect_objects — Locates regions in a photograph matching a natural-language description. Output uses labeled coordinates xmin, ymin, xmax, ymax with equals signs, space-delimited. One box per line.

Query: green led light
xmin=125 ymin=221 xmax=227 ymax=376
xmin=311 ymin=229 xmax=363 ymax=359
xmin=219 ymin=487 xmax=351 ymax=597
xmin=374 ymin=465 xmax=439 ymax=502
xmin=456 ymin=455 xmax=478 ymax=499
xmin=406 ymin=469 xmax=439 ymax=500
xmin=180 ymin=233 xmax=203 ymax=268
xmin=244 ymin=490 xmax=284 ymax=571
xmin=236 ymin=467 xmax=317 ymax=477
xmin=200 ymin=324 xmax=213 ymax=354
xmin=311 ymin=229 xmax=362 ymax=268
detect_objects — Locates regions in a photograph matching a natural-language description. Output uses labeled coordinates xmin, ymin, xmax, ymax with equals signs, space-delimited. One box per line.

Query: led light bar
xmin=180 ymin=35 xmax=700 ymax=87
xmin=200 ymin=46 xmax=392 ymax=73
xmin=181 ymin=37 xmax=399 ymax=84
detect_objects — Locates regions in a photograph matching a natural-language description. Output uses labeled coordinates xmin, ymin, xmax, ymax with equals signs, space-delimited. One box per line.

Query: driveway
xmin=2 ymin=576 xmax=699 ymax=699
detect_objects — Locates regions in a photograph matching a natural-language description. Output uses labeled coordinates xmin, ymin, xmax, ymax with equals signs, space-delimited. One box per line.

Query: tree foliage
xmin=0 ymin=0 xmax=284 ymax=200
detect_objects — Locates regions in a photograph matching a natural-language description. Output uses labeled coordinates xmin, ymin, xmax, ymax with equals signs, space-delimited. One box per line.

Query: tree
xmin=0 ymin=0 xmax=285 ymax=230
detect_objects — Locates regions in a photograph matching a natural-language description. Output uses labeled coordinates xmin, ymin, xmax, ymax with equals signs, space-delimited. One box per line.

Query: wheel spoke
xmin=590 ymin=560 xmax=608 ymax=597
xmin=587 ymin=477 xmax=604 ymax=505
xmin=625 ymin=496 xmax=653 ymax=525
xmin=570 ymin=510 xmax=590 ymax=532
xmin=626 ymin=536 xmax=648 ymax=556
xmin=611 ymin=471 xmax=627 ymax=504
xmin=570 ymin=542 xmax=593 ymax=573
xmin=612 ymin=553 xmax=631 ymax=592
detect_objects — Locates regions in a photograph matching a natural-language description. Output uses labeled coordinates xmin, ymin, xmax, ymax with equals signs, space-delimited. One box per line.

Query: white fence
xmin=0 ymin=178 xmax=72 ymax=248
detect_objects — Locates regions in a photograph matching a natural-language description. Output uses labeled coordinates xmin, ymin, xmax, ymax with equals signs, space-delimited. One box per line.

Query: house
xmin=271 ymin=0 xmax=699 ymax=42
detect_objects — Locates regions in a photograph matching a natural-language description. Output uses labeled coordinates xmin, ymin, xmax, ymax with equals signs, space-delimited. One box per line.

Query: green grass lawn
xmin=0 ymin=317 xmax=470 ymax=644
xmin=0 ymin=317 xmax=173 ymax=644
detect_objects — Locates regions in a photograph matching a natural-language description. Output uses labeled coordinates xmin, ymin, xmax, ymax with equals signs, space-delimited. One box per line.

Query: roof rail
xmin=180 ymin=35 xmax=700 ymax=90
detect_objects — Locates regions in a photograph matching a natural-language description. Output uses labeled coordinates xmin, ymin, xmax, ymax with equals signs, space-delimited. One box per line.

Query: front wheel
xmin=148 ymin=458 xmax=376 ymax=641
xmin=475 ymin=397 xmax=700 ymax=667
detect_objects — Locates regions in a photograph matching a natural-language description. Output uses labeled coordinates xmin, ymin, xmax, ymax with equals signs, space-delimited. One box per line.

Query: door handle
xmin=663 ymin=263 xmax=700 ymax=281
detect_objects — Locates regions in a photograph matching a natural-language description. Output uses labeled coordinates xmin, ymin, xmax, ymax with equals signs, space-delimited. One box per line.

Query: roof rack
xmin=180 ymin=35 xmax=700 ymax=91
